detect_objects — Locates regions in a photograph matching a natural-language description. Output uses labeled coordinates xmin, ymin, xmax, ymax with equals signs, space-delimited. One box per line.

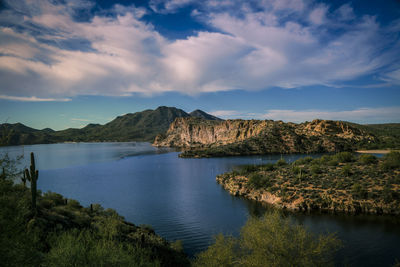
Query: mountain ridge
xmin=0 ymin=107 xmax=220 ymax=146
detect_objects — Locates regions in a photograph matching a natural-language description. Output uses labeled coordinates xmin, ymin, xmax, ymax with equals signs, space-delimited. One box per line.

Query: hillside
xmin=154 ymin=118 xmax=389 ymax=157
xmin=0 ymin=176 xmax=189 ymax=266
xmin=0 ymin=107 xmax=220 ymax=146
xmin=216 ymin=152 xmax=400 ymax=215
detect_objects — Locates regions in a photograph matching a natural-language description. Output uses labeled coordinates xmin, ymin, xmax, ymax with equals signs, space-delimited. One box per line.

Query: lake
xmin=2 ymin=142 xmax=400 ymax=266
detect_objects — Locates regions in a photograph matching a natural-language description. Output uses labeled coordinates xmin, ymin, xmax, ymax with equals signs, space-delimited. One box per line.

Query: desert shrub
xmin=310 ymin=165 xmax=322 ymax=175
xmin=0 ymin=178 xmax=41 ymax=267
xmin=43 ymin=192 xmax=65 ymax=206
xmin=45 ymin=229 xmax=158 ymax=267
xmin=276 ymin=158 xmax=287 ymax=166
xmin=194 ymin=211 xmax=341 ymax=267
xmin=358 ymin=154 xmax=377 ymax=165
xmin=320 ymin=155 xmax=332 ymax=163
xmin=328 ymin=159 xmax=339 ymax=166
xmin=292 ymin=166 xmax=301 ymax=174
xmin=39 ymin=198 xmax=55 ymax=209
xmin=334 ymin=152 xmax=355 ymax=163
xmin=248 ymin=173 xmax=271 ymax=189
xmin=381 ymin=151 xmax=400 ymax=170
xmin=382 ymin=185 xmax=394 ymax=203
xmin=294 ymin=156 xmax=314 ymax=165
xmin=351 ymin=183 xmax=368 ymax=199
xmin=341 ymin=165 xmax=352 ymax=176
xmin=261 ymin=163 xmax=275 ymax=171
xmin=239 ymin=165 xmax=258 ymax=174
xmin=67 ymin=199 xmax=83 ymax=210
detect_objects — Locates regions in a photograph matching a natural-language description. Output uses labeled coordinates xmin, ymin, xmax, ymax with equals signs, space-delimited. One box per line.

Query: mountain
xmin=0 ymin=123 xmax=60 ymax=145
xmin=153 ymin=118 xmax=399 ymax=157
xmin=189 ymin=109 xmax=222 ymax=121
xmin=0 ymin=107 xmax=219 ymax=146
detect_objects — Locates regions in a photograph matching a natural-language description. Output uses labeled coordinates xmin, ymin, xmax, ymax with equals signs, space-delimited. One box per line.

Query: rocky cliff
xmin=153 ymin=118 xmax=377 ymax=157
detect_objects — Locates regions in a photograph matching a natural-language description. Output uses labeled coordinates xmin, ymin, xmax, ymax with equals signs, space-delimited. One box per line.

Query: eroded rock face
xmin=154 ymin=118 xmax=270 ymax=147
xmin=153 ymin=118 xmax=376 ymax=154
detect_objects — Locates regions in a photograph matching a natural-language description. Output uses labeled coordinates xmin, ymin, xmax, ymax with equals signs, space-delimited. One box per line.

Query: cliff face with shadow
xmin=153 ymin=118 xmax=377 ymax=157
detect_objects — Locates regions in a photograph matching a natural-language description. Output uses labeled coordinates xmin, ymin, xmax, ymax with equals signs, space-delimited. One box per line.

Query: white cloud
xmin=381 ymin=68 xmax=400 ymax=85
xmin=150 ymin=0 xmax=193 ymax=13
xmin=335 ymin=4 xmax=355 ymax=21
xmin=308 ymin=4 xmax=328 ymax=25
xmin=0 ymin=95 xmax=71 ymax=102
xmin=211 ymin=107 xmax=400 ymax=124
xmin=0 ymin=0 xmax=398 ymax=99
xmin=261 ymin=107 xmax=400 ymax=123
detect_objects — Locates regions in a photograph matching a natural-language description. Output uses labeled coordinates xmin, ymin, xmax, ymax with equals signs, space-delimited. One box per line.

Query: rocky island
xmin=154 ymin=117 xmax=382 ymax=157
xmin=216 ymin=152 xmax=400 ymax=215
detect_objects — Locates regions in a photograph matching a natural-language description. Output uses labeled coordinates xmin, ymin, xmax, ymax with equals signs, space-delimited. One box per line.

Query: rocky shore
xmin=216 ymin=152 xmax=400 ymax=215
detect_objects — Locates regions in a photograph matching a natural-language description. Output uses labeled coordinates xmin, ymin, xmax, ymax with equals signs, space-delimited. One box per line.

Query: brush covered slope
xmin=216 ymin=152 xmax=400 ymax=215
xmin=153 ymin=118 xmax=385 ymax=157
xmin=0 ymin=177 xmax=189 ymax=266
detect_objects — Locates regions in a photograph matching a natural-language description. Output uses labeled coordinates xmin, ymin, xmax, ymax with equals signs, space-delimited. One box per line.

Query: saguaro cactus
xmin=0 ymin=167 xmax=5 ymax=180
xmin=25 ymin=152 xmax=39 ymax=214
xmin=21 ymin=171 xmax=27 ymax=186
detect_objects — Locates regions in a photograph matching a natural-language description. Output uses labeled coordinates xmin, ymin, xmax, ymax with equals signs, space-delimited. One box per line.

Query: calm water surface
xmin=2 ymin=142 xmax=400 ymax=266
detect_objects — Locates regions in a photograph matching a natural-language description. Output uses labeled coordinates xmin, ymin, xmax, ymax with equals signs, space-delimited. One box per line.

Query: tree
xmin=194 ymin=211 xmax=341 ymax=267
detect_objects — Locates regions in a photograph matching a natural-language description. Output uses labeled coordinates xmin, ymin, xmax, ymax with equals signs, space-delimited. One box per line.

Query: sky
xmin=0 ymin=0 xmax=399 ymax=130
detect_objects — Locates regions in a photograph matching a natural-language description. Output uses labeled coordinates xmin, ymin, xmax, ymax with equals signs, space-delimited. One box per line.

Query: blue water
xmin=2 ymin=143 xmax=400 ymax=266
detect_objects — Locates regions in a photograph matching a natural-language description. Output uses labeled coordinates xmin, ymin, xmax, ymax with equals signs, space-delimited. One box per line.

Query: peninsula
xmin=216 ymin=152 xmax=400 ymax=215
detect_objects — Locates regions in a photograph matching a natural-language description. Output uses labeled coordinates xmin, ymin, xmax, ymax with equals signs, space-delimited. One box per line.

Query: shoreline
xmin=356 ymin=149 xmax=394 ymax=154
xmin=216 ymin=152 xmax=400 ymax=216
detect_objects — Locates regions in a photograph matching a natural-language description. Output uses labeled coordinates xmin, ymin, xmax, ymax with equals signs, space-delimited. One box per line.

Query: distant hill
xmin=189 ymin=109 xmax=222 ymax=121
xmin=0 ymin=107 xmax=221 ymax=146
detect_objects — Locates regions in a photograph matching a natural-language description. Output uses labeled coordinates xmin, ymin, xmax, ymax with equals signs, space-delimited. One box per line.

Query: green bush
xmin=194 ymin=211 xmax=341 ymax=267
xmin=334 ymin=152 xmax=355 ymax=163
xmin=67 ymin=199 xmax=82 ymax=210
xmin=248 ymin=173 xmax=271 ymax=189
xmin=239 ymin=164 xmax=258 ymax=174
xmin=351 ymin=183 xmax=367 ymax=199
xmin=320 ymin=155 xmax=332 ymax=163
xmin=294 ymin=156 xmax=314 ymax=165
xmin=310 ymin=165 xmax=322 ymax=175
xmin=261 ymin=163 xmax=275 ymax=171
xmin=43 ymin=192 xmax=65 ymax=206
xmin=45 ymin=229 xmax=158 ymax=267
xmin=292 ymin=166 xmax=301 ymax=174
xmin=328 ymin=159 xmax=339 ymax=166
xmin=0 ymin=179 xmax=42 ymax=267
xmin=276 ymin=158 xmax=287 ymax=166
xmin=381 ymin=151 xmax=400 ymax=170
xmin=342 ymin=165 xmax=352 ymax=176
xmin=358 ymin=154 xmax=377 ymax=165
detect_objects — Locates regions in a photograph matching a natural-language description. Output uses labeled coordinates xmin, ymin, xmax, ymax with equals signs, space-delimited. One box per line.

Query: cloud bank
xmin=0 ymin=0 xmax=399 ymax=99
xmin=210 ymin=107 xmax=400 ymax=124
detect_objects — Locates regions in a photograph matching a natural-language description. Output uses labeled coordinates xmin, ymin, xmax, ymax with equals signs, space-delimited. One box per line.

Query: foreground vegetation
xmin=217 ymin=152 xmax=400 ymax=215
xmin=193 ymin=211 xmax=341 ymax=267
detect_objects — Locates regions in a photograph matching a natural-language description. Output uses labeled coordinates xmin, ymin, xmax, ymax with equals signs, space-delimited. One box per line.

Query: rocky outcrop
xmin=153 ymin=118 xmax=376 ymax=157
xmin=216 ymin=153 xmax=400 ymax=215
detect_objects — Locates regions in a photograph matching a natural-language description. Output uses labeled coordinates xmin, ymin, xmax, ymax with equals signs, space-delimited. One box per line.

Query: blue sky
xmin=0 ymin=0 xmax=399 ymax=130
